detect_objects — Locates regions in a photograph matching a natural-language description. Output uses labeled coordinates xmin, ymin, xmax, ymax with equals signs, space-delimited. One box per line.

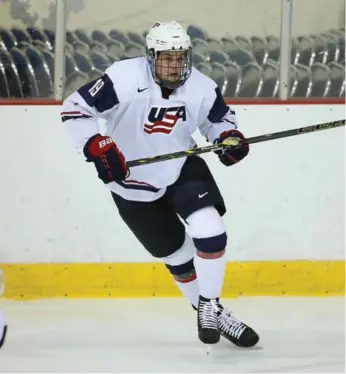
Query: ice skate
xmin=218 ymin=306 xmax=259 ymax=348
xmin=197 ymin=296 xmax=221 ymax=347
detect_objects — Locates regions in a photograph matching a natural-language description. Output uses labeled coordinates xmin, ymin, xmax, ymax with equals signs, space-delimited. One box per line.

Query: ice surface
xmin=0 ymin=297 xmax=344 ymax=373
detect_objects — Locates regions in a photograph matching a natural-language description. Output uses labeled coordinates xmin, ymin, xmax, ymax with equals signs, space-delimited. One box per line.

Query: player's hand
xmin=215 ymin=129 xmax=249 ymax=166
xmin=83 ymin=134 xmax=129 ymax=183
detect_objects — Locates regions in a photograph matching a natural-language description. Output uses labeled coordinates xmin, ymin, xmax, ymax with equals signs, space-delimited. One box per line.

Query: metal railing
xmin=53 ymin=0 xmax=295 ymax=101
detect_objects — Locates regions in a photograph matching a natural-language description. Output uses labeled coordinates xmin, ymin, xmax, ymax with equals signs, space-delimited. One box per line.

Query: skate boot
xmin=197 ymin=296 xmax=221 ymax=345
xmin=218 ymin=306 xmax=259 ymax=347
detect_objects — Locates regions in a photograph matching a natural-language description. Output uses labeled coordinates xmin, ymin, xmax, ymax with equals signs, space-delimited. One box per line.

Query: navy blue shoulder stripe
xmin=207 ymin=87 xmax=229 ymax=123
xmin=77 ymin=74 xmax=119 ymax=113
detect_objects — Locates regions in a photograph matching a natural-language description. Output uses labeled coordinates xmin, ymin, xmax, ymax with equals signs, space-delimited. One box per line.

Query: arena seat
xmin=0 ymin=25 xmax=344 ymax=98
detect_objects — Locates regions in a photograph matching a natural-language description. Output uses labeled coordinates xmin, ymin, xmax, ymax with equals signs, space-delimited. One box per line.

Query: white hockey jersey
xmin=61 ymin=56 xmax=238 ymax=202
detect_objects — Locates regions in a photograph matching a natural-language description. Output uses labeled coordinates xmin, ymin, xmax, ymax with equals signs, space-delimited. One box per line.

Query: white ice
xmin=0 ymin=297 xmax=344 ymax=373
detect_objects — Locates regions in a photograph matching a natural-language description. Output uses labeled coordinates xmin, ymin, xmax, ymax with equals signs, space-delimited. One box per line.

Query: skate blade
xmin=203 ymin=344 xmax=213 ymax=356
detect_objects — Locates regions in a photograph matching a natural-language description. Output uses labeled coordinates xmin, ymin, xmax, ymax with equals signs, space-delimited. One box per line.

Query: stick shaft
xmin=127 ymin=119 xmax=345 ymax=167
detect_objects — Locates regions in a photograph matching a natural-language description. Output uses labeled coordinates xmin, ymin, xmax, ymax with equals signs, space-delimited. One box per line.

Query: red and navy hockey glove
xmin=215 ymin=129 xmax=249 ymax=167
xmin=83 ymin=134 xmax=129 ymax=183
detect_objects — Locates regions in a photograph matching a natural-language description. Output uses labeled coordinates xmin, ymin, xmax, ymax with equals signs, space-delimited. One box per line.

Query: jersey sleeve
xmin=198 ymin=86 xmax=238 ymax=143
xmin=61 ymin=73 xmax=120 ymax=154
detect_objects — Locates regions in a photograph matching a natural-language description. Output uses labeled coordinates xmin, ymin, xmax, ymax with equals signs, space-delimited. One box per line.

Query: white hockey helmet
xmin=146 ymin=21 xmax=192 ymax=89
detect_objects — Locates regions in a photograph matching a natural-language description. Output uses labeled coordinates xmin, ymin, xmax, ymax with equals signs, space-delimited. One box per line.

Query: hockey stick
xmin=127 ymin=119 xmax=345 ymax=167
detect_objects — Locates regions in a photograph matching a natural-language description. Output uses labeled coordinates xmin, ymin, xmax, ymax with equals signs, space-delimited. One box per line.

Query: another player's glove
xmin=83 ymin=134 xmax=129 ymax=183
xmin=214 ymin=129 xmax=249 ymax=167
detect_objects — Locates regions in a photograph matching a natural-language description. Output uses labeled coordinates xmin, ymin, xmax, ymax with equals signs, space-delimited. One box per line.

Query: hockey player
xmin=0 ymin=310 xmax=7 ymax=349
xmin=61 ymin=21 xmax=259 ymax=348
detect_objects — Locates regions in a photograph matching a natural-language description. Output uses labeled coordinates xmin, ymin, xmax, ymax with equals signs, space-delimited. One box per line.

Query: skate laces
xmin=218 ymin=309 xmax=247 ymax=339
xmin=199 ymin=299 xmax=220 ymax=329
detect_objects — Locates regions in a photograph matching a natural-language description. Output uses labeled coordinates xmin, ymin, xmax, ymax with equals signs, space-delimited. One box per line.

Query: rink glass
xmin=0 ymin=0 xmax=344 ymax=101
xmin=0 ymin=0 xmax=56 ymax=99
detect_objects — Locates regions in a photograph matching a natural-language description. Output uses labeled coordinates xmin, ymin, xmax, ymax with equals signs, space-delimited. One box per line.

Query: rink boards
xmin=0 ymin=102 xmax=344 ymax=299
xmin=0 ymin=260 xmax=344 ymax=299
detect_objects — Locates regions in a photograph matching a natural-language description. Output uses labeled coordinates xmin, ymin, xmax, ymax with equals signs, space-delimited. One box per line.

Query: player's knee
xmin=193 ymin=233 xmax=227 ymax=259
xmin=164 ymin=234 xmax=196 ymax=283
xmin=186 ymin=206 xmax=227 ymax=259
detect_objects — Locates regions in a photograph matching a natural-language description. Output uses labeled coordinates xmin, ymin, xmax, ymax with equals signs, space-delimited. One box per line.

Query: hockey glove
xmin=83 ymin=134 xmax=129 ymax=183
xmin=215 ymin=129 xmax=249 ymax=167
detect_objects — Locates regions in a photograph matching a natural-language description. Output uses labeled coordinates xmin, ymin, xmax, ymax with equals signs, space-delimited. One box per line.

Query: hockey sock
xmin=165 ymin=259 xmax=199 ymax=308
xmin=186 ymin=207 xmax=227 ymax=300
xmin=164 ymin=235 xmax=199 ymax=308
xmin=193 ymin=249 xmax=226 ymax=299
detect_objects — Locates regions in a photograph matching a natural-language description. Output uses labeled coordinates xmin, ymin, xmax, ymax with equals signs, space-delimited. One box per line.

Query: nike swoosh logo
xmin=137 ymin=88 xmax=148 ymax=92
xmin=198 ymin=192 xmax=208 ymax=198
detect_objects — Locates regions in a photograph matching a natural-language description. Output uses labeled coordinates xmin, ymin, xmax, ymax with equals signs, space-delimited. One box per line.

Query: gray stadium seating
xmin=0 ymin=25 xmax=344 ymax=98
